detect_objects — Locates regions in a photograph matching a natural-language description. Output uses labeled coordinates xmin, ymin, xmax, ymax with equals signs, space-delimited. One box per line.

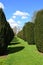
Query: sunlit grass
xmin=0 ymin=37 xmax=43 ymax=65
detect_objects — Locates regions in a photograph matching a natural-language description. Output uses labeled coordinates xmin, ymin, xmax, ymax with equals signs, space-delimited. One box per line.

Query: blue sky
xmin=0 ymin=0 xmax=43 ymax=28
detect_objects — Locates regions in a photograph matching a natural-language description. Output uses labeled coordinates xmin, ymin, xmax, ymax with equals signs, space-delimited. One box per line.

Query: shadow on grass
xmin=28 ymin=42 xmax=35 ymax=45
xmin=7 ymin=46 xmax=24 ymax=54
xmin=9 ymin=42 xmax=20 ymax=45
xmin=0 ymin=46 xmax=24 ymax=56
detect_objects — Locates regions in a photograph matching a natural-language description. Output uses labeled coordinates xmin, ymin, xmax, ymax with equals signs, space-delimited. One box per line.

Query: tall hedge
xmin=5 ymin=22 xmax=14 ymax=44
xmin=17 ymin=30 xmax=23 ymax=39
xmin=34 ymin=10 xmax=43 ymax=52
xmin=23 ymin=25 xmax=26 ymax=41
xmin=23 ymin=22 xmax=34 ymax=44
xmin=0 ymin=8 xmax=14 ymax=54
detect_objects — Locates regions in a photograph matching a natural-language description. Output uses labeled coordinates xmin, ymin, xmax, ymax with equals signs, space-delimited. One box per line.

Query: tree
xmin=23 ymin=24 xmax=27 ymax=41
xmin=17 ymin=30 xmax=23 ymax=39
xmin=34 ymin=10 xmax=43 ymax=52
xmin=23 ymin=22 xmax=34 ymax=44
xmin=0 ymin=8 xmax=14 ymax=54
xmin=5 ymin=22 xmax=14 ymax=44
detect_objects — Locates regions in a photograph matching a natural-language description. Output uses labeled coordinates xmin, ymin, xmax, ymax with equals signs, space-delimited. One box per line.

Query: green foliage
xmin=0 ymin=8 xmax=14 ymax=54
xmin=17 ymin=30 xmax=23 ymax=39
xmin=23 ymin=25 xmax=27 ymax=41
xmin=5 ymin=22 xmax=14 ymax=44
xmin=23 ymin=22 xmax=34 ymax=44
xmin=34 ymin=10 xmax=43 ymax=52
xmin=17 ymin=22 xmax=34 ymax=44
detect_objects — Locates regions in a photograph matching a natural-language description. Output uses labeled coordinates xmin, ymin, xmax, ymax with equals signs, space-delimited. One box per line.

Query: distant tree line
xmin=17 ymin=9 xmax=43 ymax=53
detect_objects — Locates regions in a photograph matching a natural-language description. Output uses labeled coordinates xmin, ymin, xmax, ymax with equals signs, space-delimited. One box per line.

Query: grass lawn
xmin=0 ymin=37 xmax=43 ymax=65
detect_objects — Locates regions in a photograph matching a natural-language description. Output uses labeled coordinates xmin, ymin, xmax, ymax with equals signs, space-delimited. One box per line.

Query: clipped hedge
xmin=23 ymin=22 xmax=34 ymax=44
xmin=17 ymin=30 xmax=23 ymax=39
xmin=34 ymin=10 xmax=43 ymax=52
xmin=0 ymin=8 xmax=14 ymax=54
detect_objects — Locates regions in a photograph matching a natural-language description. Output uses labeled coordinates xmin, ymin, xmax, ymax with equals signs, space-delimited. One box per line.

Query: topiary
xmin=0 ymin=8 xmax=14 ymax=54
xmin=34 ymin=10 xmax=43 ymax=52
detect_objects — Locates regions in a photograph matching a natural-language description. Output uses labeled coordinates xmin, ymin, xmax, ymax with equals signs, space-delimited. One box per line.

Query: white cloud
xmin=8 ymin=10 xmax=30 ymax=30
xmin=8 ymin=18 xmax=20 ymax=28
xmin=17 ymin=21 xmax=21 ymax=24
xmin=0 ymin=2 xmax=4 ymax=9
xmin=13 ymin=11 xmax=29 ymax=16
xmin=8 ymin=18 xmax=15 ymax=24
xmin=13 ymin=10 xmax=29 ymax=19
xmin=22 ymin=16 xmax=28 ymax=19
xmin=12 ymin=15 xmax=16 ymax=19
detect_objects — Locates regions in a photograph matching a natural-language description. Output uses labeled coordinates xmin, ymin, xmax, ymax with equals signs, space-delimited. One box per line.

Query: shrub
xmin=0 ymin=8 xmax=14 ymax=54
xmin=23 ymin=22 xmax=34 ymax=44
xmin=34 ymin=10 xmax=43 ymax=52
xmin=17 ymin=30 xmax=23 ymax=39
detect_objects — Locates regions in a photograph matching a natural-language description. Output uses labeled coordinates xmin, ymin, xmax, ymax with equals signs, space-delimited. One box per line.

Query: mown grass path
xmin=0 ymin=37 xmax=43 ymax=65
